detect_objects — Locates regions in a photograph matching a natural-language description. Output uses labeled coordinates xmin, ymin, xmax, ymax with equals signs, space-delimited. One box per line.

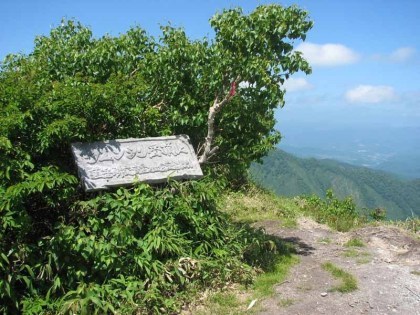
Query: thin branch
xmin=130 ymin=67 xmax=140 ymax=77
xmin=197 ymin=141 xmax=204 ymax=156
xmin=405 ymin=286 xmax=420 ymax=301
xmin=152 ymin=100 xmax=165 ymax=111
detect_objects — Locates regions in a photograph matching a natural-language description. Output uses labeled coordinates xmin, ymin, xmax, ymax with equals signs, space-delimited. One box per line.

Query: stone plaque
xmin=71 ymin=135 xmax=203 ymax=192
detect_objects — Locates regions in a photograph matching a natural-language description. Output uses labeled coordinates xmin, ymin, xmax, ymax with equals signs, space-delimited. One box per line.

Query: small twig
xmin=152 ymin=100 xmax=165 ymax=111
xmin=405 ymin=286 xmax=420 ymax=300
xmin=130 ymin=67 xmax=139 ymax=77
xmin=197 ymin=141 xmax=204 ymax=156
xmin=278 ymin=280 xmax=290 ymax=286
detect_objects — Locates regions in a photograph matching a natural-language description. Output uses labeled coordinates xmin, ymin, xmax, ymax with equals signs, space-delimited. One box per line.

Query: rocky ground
xmin=254 ymin=218 xmax=420 ymax=315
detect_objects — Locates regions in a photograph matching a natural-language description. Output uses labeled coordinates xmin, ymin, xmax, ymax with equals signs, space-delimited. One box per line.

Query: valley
xmin=250 ymin=149 xmax=420 ymax=220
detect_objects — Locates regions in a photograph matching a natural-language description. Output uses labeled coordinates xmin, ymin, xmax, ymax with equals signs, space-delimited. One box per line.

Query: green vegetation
xmin=209 ymin=292 xmax=241 ymax=308
xmin=253 ymin=255 xmax=298 ymax=298
xmin=198 ymin=291 xmax=244 ymax=315
xmin=318 ymin=237 xmax=332 ymax=244
xmin=278 ymin=298 xmax=295 ymax=307
xmin=197 ymin=291 xmax=242 ymax=315
xmin=343 ymin=237 xmax=371 ymax=264
xmin=344 ymin=238 xmax=365 ymax=247
xmin=297 ymin=190 xmax=366 ymax=232
xmin=370 ymin=208 xmax=387 ymax=221
xmin=343 ymin=249 xmax=361 ymax=257
xmin=387 ymin=217 xmax=420 ymax=235
xmin=2 ymin=3 xmax=415 ymax=313
xmin=321 ymin=262 xmax=358 ymax=293
xmin=250 ymin=149 xmax=420 ymax=220
xmin=2 ymin=180 xmax=289 ymax=313
xmin=194 ymin=185 xmax=300 ymax=314
xmin=220 ymin=184 xmax=301 ymax=227
xmin=196 ymin=249 xmax=298 ymax=314
xmin=411 ymin=271 xmax=420 ymax=276
xmin=342 ymin=249 xmax=371 ymax=264
xmin=0 ymin=4 xmax=313 ymax=314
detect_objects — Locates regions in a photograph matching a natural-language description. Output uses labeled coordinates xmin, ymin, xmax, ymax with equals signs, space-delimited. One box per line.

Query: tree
xmin=0 ymin=5 xmax=312 ymax=313
xmin=1 ymin=5 xmax=312 ymax=185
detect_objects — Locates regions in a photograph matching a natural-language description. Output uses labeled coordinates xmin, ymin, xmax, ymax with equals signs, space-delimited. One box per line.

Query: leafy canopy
xmin=0 ymin=5 xmax=312 ymax=184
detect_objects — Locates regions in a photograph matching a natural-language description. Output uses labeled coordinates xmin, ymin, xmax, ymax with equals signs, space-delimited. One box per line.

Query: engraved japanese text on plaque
xmin=71 ymin=135 xmax=203 ymax=191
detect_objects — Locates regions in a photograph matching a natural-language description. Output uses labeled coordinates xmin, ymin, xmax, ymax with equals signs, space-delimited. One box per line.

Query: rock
xmin=321 ymin=292 xmax=328 ymax=297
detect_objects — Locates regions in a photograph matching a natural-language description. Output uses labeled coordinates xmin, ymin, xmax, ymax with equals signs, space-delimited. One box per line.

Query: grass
xmin=387 ymin=217 xmax=420 ymax=238
xmin=209 ymin=292 xmax=241 ymax=308
xmin=281 ymin=217 xmax=298 ymax=228
xmin=252 ymin=255 xmax=299 ymax=298
xmin=318 ymin=237 xmax=332 ymax=244
xmin=342 ymin=249 xmax=361 ymax=257
xmin=220 ymin=185 xmax=300 ymax=227
xmin=344 ymin=238 xmax=365 ymax=247
xmin=196 ymin=292 xmax=243 ymax=315
xmin=296 ymin=192 xmax=368 ymax=232
xmin=210 ymin=183 xmax=418 ymax=314
xmin=197 ymin=255 xmax=299 ymax=314
xmin=342 ymin=249 xmax=371 ymax=264
xmin=410 ymin=270 xmax=420 ymax=276
xmin=343 ymin=238 xmax=370 ymax=263
xmin=278 ymin=298 xmax=294 ymax=307
xmin=195 ymin=186 xmax=301 ymax=314
xmin=321 ymin=262 xmax=358 ymax=293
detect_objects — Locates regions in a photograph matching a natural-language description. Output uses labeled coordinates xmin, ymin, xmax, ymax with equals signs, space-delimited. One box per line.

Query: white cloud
xmin=283 ymin=77 xmax=313 ymax=92
xmin=371 ymin=47 xmax=416 ymax=63
xmin=296 ymin=42 xmax=359 ymax=66
xmin=345 ymin=85 xmax=397 ymax=104
xmin=389 ymin=47 xmax=416 ymax=62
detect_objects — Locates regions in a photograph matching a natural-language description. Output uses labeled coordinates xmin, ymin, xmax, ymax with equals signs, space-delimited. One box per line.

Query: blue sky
xmin=1 ymin=0 xmax=419 ymax=159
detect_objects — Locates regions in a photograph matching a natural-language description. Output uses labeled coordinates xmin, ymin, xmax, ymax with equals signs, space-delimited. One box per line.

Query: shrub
xmin=299 ymin=189 xmax=366 ymax=231
xmin=370 ymin=208 xmax=387 ymax=221
xmin=1 ymin=179 xmax=286 ymax=313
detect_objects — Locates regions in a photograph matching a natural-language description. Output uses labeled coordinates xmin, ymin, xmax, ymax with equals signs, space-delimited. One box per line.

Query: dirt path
xmin=254 ymin=218 xmax=420 ymax=315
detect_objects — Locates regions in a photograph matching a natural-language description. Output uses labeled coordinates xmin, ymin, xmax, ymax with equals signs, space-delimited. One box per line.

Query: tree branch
xmin=198 ymin=76 xmax=240 ymax=164
xmin=152 ymin=100 xmax=165 ymax=111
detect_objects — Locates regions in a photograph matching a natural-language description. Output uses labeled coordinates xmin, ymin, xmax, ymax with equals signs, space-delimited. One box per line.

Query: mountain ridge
xmin=280 ymin=144 xmax=420 ymax=180
xmin=250 ymin=149 xmax=420 ymax=220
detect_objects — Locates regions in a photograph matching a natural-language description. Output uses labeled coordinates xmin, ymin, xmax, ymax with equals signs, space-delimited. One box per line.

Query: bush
xmin=1 ymin=179 xmax=285 ymax=313
xmin=299 ymin=189 xmax=367 ymax=231
xmin=370 ymin=208 xmax=387 ymax=221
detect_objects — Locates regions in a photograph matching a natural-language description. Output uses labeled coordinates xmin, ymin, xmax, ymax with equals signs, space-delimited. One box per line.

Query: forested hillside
xmin=250 ymin=149 xmax=420 ymax=220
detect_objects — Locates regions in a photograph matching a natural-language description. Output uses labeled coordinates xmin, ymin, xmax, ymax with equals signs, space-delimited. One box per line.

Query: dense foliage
xmin=0 ymin=4 xmax=312 ymax=313
xmin=250 ymin=149 xmax=420 ymax=220
xmin=1 ymin=179 xmax=287 ymax=313
xmin=0 ymin=5 xmax=311 ymax=184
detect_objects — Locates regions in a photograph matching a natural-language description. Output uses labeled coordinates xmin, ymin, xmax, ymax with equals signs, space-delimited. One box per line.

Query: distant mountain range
xmin=250 ymin=149 xmax=420 ymax=220
xmin=276 ymin=125 xmax=420 ymax=179
xmin=281 ymin=144 xmax=420 ymax=180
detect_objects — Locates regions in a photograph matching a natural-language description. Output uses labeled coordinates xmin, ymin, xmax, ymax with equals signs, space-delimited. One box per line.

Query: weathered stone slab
xmin=71 ymin=135 xmax=203 ymax=192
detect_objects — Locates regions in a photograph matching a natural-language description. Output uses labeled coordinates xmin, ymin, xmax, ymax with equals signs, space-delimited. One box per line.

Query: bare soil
xmin=254 ymin=218 xmax=420 ymax=315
